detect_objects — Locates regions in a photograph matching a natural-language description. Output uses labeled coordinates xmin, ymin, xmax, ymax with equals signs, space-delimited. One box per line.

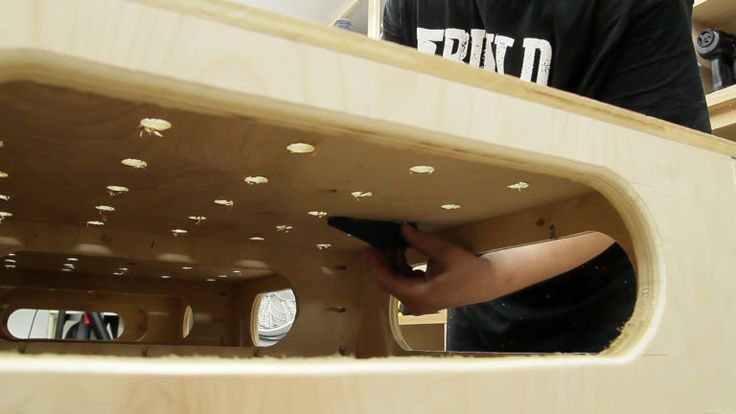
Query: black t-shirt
xmin=383 ymin=0 xmax=711 ymax=352
xmin=383 ymin=0 xmax=711 ymax=133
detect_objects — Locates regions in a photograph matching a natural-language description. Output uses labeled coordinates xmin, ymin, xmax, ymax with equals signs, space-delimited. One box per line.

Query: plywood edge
xmin=127 ymin=0 xmax=736 ymax=156
xmin=0 ymin=349 xmax=636 ymax=374
xmin=707 ymin=85 xmax=736 ymax=134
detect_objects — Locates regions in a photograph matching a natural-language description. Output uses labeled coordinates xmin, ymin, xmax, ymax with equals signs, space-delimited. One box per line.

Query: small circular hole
xmin=214 ymin=199 xmax=234 ymax=207
xmin=409 ymin=165 xmax=435 ymax=175
xmin=244 ymin=176 xmax=269 ymax=185
xmin=351 ymin=191 xmax=373 ymax=199
xmin=139 ymin=118 xmax=172 ymax=132
xmin=507 ymin=181 xmax=530 ymax=191
xmin=286 ymin=143 xmax=315 ymax=154
xmin=121 ymin=159 xmax=147 ymax=169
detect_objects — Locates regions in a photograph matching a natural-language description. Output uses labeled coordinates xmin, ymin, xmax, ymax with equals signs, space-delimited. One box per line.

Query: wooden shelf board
xmin=398 ymin=309 xmax=447 ymax=326
xmin=694 ymin=0 xmax=736 ymax=34
xmin=707 ymin=84 xmax=736 ymax=140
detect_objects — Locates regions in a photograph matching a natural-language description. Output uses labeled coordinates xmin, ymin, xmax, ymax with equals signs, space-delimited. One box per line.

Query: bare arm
xmin=366 ymin=225 xmax=615 ymax=315
xmin=483 ymin=232 xmax=615 ymax=299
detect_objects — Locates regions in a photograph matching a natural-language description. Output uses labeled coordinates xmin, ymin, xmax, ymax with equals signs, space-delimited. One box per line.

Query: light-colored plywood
xmin=398 ymin=309 xmax=447 ymax=326
xmin=707 ymin=84 xmax=736 ymax=138
xmin=399 ymin=323 xmax=445 ymax=351
xmin=0 ymin=0 xmax=734 ymax=413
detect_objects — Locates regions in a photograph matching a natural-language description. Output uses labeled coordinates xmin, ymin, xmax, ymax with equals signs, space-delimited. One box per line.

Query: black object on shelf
xmin=696 ymin=28 xmax=736 ymax=91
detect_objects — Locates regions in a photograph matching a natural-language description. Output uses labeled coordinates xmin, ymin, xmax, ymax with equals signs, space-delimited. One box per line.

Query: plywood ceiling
xmin=0 ymin=81 xmax=592 ymax=275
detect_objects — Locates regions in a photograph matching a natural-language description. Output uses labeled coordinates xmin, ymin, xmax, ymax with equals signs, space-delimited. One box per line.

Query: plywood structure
xmin=0 ymin=0 xmax=735 ymax=413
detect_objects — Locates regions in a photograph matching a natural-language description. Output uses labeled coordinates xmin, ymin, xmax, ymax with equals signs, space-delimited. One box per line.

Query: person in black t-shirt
xmin=367 ymin=0 xmax=712 ymax=352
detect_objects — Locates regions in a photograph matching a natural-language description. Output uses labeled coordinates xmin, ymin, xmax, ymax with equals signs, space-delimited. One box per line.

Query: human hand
xmin=365 ymin=224 xmax=494 ymax=315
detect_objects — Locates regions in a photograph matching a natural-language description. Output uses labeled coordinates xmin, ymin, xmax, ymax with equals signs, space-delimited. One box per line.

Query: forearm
xmin=473 ymin=232 xmax=616 ymax=302
xmin=367 ymin=226 xmax=617 ymax=315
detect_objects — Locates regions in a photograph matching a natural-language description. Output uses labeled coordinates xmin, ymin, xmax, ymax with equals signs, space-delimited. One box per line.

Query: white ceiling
xmin=231 ymin=0 xmax=387 ymax=34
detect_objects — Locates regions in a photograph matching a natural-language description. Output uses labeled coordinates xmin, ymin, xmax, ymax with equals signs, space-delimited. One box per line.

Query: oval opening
xmin=251 ymin=289 xmax=297 ymax=347
xmin=7 ymin=309 xmax=124 ymax=341
xmin=394 ymin=231 xmax=636 ymax=354
xmin=182 ymin=305 xmax=194 ymax=339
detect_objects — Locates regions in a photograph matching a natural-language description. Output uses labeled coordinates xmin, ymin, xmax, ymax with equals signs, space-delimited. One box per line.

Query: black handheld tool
xmin=327 ymin=217 xmax=416 ymax=249
xmin=696 ymin=29 xmax=736 ymax=91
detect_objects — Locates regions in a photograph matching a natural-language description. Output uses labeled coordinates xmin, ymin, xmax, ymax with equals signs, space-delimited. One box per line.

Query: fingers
xmin=365 ymin=247 xmax=426 ymax=301
xmin=386 ymin=248 xmax=413 ymax=276
xmin=401 ymin=225 xmax=469 ymax=265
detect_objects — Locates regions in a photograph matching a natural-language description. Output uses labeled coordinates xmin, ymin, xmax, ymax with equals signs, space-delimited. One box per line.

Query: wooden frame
xmin=0 ymin=0 xmax=735 ymax=412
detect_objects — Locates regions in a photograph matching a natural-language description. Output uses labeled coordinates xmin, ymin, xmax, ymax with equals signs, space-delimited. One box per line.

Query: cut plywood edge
xmin=707 ymin=84 xmax=736 ymax=140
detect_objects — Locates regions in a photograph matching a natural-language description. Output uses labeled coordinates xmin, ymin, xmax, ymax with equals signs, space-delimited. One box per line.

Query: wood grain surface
xmin=0 ymin=0 xmax=734 ymax=413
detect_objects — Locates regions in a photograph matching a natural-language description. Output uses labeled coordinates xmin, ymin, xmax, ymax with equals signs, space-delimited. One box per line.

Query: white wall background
xmin=230 ymin=0 xmax=388 ymax=35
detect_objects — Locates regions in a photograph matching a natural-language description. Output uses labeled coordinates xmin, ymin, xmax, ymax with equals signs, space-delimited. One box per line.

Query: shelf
xmin=694 ymin=0 xmax=736 ymax=140
xmin=693 ymin=0 xmax=736 ymax=34
xmin=706 ymin=84 xmax=736 ymax=140
xmin=398 ymin=309 xmax=447 ymax=326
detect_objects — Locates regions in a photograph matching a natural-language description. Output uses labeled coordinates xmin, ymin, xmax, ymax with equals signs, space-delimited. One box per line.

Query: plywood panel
xmin=0 ymin=0 xmax=734 ymax=413
xmin=0 ymin=81 xmax=591 ymax=253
